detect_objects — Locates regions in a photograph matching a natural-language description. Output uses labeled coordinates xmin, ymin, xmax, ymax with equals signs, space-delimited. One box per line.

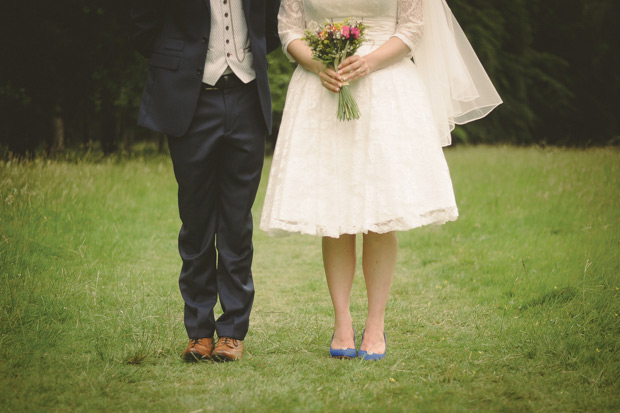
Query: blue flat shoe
xmin=329 ymin=329 xmax=357 ymax=359
xmin=357 ymin=331 xmax=386 ymax=361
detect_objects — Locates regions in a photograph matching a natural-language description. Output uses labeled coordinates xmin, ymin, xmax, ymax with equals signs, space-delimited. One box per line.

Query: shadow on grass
xmin=519 ymin=286 xmax=578 ymax=310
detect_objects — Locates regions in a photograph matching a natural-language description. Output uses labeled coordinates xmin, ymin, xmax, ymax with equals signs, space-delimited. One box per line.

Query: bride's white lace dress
xmin=260 ymin=0 xmax=460 ymax=237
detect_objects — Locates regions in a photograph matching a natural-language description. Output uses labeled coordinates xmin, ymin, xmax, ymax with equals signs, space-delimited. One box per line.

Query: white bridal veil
xmin=415 ymin=0 xmax=503 ymax=146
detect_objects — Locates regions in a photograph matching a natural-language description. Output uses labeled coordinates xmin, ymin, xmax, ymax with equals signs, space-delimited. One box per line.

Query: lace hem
xmin=261 ymin=207 xmax=459 ymax=238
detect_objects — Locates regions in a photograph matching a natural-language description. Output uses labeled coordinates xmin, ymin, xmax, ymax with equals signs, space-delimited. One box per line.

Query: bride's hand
xmin=338 ymin=55 xmax=371 ymax=82
xmin=318 ymin=66 xmax=343 ymax=93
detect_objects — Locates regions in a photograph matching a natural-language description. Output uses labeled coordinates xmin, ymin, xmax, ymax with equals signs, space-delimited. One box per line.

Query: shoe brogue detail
xmin=183 ymin=337 xmax=214 ymax=362
xmin=213 ymin=336 xmax=244 ymax=361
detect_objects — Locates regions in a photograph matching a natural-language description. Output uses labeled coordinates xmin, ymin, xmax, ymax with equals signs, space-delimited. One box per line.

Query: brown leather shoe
xmin=183 ymin=338 xmax=214 ymax=362
xmin=213 ymin=337 xmax=244 ymax=362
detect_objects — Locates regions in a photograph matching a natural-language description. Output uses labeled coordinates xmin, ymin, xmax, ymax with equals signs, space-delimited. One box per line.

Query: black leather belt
xmin=202 ymin=73 xmax=244 ymax=91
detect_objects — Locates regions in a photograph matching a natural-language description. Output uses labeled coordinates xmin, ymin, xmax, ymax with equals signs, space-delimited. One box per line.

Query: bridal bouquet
xmin=303 ymin=19 xmax=367 ymax=121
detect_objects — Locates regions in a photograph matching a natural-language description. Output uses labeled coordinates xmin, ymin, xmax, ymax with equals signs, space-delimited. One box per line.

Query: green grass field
xmin=1 ymin=146 xmax=619 ymax=412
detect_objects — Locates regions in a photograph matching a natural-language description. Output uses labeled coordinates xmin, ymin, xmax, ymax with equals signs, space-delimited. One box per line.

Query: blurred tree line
xmin=1 ymin=0 xmax=618 ymax=156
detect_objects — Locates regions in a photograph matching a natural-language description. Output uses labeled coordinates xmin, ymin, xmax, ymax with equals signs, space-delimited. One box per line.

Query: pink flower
xmin=351 ymin=27 xmax=360 ymax=39
xmin=342 ymin=25 xmax=351 ymax=39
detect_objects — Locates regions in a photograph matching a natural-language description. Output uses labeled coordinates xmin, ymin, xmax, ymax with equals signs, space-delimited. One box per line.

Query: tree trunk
xmin=101 ymin=96 xmax=117 ymax=155
xmin=51 ymin=104 xmax=65 ymax=153
xmin=120 ymin=114 xmax=134 ymax=153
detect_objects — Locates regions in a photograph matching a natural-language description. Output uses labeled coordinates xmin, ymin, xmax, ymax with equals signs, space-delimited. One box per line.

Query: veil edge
xmin=414 ymin=0 xmax=503 ymax=147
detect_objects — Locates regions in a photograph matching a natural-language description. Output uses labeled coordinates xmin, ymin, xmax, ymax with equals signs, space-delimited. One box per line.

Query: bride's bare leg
xmin=322 ymin=234 xmax=356 ymax=349
xmin=360 ymin=231 xmax=397 ymax=354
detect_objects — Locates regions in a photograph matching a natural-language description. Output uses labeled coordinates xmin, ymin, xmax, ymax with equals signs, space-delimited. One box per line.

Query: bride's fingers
xmin=319 ymin=71 xmax=341 ymax=93
xmin=341 ymin=59 xmax=370 ymax=82
xmin=338 ymin=55 xmax=360 ymax=72
xmin=323 ymin=67 xmax=342 ymax=81
xmin=346 ymin=69 xmax=366 ymax=82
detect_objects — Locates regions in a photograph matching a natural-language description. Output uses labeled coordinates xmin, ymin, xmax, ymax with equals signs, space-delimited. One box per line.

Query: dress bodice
xmin=303 ymin=0 xmax=401 ymax=49
xmin=278 ymin=0 xmax=423 ymax=58
xmin=303 ymin=0 xmax=397 ymax=21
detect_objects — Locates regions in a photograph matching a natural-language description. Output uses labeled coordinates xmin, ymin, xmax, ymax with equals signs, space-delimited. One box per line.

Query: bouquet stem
xmin=337 ymin=84 xmax=360 ymax=121
xmin=334 ymin=58 xmax=360 ymax=121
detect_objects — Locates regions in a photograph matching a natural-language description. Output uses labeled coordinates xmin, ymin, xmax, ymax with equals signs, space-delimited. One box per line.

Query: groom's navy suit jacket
xmin=131 ymin=0 xmax=280 ymax=137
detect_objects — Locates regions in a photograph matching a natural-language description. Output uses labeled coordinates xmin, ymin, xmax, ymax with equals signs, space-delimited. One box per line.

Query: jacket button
xmin=197 ymin=68 xmax=203 ymax=75
xmin=202 ymin=36 xmax=208 ymax=44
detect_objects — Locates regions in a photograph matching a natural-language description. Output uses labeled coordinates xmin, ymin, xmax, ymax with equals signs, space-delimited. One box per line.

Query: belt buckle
xmin=202 ymin=74 xmax=237 ymax=91
xmin=221 ymin=74 xmax=235 ymax=88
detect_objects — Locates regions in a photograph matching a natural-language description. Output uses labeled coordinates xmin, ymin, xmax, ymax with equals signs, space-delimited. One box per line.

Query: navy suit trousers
xmin=168 ymin=81 xmax=265 ymax=340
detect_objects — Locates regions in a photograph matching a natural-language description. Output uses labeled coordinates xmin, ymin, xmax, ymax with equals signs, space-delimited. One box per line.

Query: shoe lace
xmin=189 ymin=338 xmax=202 ymax=347
xmin=220 ymin=337 xmax=238 ymax=348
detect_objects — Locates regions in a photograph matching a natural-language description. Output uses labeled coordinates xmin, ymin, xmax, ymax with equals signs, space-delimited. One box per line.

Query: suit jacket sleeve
xmin=130 ymin=0 xmax=166 ymax=58
xmin=265 ymin=0 xmax=282 ymax=54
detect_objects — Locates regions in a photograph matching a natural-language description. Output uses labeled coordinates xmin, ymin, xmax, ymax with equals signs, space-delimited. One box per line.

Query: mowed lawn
xmin=0 ymin=146 xmax=618 ymax=412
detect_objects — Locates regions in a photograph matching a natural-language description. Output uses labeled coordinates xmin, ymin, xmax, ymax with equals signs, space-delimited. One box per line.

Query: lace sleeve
xmin=278 ymin=0 xmax=305 ymax=62
xmin=393 ymin=0 xmax=424 ymax=55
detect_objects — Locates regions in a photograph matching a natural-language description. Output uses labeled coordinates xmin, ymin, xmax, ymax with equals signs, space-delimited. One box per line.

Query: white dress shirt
xmin=203 ymin=0 xmax=256 ymax=85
